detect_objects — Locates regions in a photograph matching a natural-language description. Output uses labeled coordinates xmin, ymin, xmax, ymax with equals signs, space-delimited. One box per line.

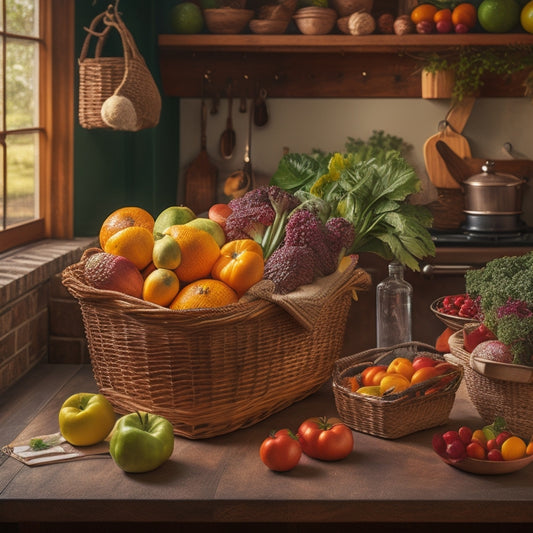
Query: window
xmin=0 ymin=0 xmax=73 ymax=253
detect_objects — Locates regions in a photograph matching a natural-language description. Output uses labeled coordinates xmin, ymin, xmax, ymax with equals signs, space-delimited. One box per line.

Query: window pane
xmin=0 ymin=140 xmax=4 ymax=229
xmin=0 ymin=39 xmax=3 ymax=127
xmin=6 ymin=0 xmax=38 ymax=37
xmin=6 ymin=37 xmax=38 ymax=129
xmin=5 ymin=132 xmax=38 ymax=227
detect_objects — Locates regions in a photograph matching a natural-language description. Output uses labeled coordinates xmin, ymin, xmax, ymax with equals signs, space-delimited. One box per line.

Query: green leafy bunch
xmin=270 ymin=133 xmax=435 ymax=271
xmin=465 ymin=252 xmax=533 ymax=365
xmin=421 ymin=46 xmax=533 ymax=102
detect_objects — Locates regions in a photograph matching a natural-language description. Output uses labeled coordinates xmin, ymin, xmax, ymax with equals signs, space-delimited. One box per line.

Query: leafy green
xmin=269 ymin=135 xmax=435 ymax=271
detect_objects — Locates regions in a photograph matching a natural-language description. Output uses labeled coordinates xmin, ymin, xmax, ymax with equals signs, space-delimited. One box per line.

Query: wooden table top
xmin=1 ymin=363 xmax=532 ymax=528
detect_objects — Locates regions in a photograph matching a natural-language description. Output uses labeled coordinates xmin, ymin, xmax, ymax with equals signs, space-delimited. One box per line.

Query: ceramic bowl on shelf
xmin=437 ymin=452 xmax=533 ymax=475
xmin=203 ymin=8 xmax=254 ymax=34
xmin=249 ymin=18 xmax=289 ymax=35
xmin=430 ymin=296 xmax=480 ymax=331
xmin=293 ymin=7 xmax=337 ymax=35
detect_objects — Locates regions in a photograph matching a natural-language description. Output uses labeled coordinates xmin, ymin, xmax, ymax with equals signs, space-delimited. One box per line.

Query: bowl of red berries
xmin=432 ymin=419 xmax=533 ymax=475
xmin=430 ymin=293 xmax=482 ymax=331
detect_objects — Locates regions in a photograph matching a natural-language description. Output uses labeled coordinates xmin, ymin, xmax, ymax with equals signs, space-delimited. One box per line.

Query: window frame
xmin=0 ymin=0 xmax=74 ymax=253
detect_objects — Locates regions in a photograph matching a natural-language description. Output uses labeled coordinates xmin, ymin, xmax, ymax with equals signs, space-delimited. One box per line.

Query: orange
xmin=452 ymin=2 xmax=477 ymax=29
xmin=169 ymin=279 xmax=238 ymax=310
xmin=410 ymin=4 xmax=438 ymax=24
xmin=142 ymin=268 xmax=180 ymax=307
xmin=99 ymin=206 xmax=154 ymax=250
xmin=501 ymin=436 xmax=527 ymax=461
xmin=104 ymin=225 xmax=154 ymax=270
xmin=526 ymin=440 xmax=533 ymax=455
xmin=434 ymin=8 xmax=452 ymax=23
xmin=163 ymin=224 xmax=220 ymax=282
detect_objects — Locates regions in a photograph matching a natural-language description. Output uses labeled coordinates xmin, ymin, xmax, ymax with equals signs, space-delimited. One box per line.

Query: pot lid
xmin=464 ymin=160 xmax=523 ymax=187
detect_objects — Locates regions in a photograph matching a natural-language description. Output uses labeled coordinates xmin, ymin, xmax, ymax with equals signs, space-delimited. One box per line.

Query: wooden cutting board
xmin=424 ymin=97 xmax=475 ymax=189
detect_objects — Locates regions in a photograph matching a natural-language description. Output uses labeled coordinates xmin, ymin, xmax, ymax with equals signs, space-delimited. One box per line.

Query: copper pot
xmin=462 ymin=161 xmax=525 ymax=233
xmin=463 ymin=160 xmax=524 ymax=215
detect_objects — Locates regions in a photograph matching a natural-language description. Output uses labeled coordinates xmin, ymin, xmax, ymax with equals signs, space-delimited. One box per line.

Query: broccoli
xmin=224 ymin=185 xmax=300 ymax=260
xmin=465 ymin=252 xmax=533 ymax=365
xmin=263 ymin=210 xmax=356 ymax=293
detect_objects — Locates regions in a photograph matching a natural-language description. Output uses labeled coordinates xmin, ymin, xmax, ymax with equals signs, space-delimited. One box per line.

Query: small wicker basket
xmin=62 ymin=250 xmax=371 ymax=439
xmin=448 ymin=331 xmax=533 ymax=437
xmin=333 ymin=342 xmax=463 ymax=439
xmin=78 ymin=5 xmax=161 ymax=131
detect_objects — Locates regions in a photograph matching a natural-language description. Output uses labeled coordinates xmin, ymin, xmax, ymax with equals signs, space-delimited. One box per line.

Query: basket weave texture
xmin=448 ymin=331 xmax=533 ymax=437
xmin=333 ymin=342 xmax=463 ymax=439
xmin=62 ymin=251 xmax=371 ymax=439
xmin=78 ymin=6 xmax=161 ymax=131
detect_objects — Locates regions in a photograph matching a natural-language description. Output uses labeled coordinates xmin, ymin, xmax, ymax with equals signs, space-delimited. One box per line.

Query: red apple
xmin=412 ymin=355 xmax=438 ymax=371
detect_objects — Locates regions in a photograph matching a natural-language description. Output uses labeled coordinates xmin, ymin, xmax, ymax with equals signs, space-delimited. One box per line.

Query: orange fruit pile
xmin=91 ymin=204 xmax=264 ymax=310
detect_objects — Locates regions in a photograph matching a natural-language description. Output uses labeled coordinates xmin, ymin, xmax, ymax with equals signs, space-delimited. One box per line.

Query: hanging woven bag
xmin=78 ymin=3 xmax=161 ymax=131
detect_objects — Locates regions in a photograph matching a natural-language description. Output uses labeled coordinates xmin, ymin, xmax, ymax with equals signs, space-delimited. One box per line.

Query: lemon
xmin=521 ymin=0 xmax=533 ymax=33
xmin=478 ymin=0 xmax=520 ymax=33
xmin=170 ymin=2 xmax=204 ymax=34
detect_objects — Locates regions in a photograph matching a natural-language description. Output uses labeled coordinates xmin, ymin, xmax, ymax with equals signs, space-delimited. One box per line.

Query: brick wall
xmin=0 ymin=238 xmax=96 ymax=393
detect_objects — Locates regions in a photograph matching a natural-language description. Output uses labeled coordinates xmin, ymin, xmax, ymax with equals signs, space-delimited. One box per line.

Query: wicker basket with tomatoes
xmin=332 ymin=342 xmax=463 ymax=439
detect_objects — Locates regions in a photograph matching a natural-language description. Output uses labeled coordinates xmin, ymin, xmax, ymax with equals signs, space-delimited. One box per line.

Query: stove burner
xmin=430 ymin=227 xmax=533 ymax=246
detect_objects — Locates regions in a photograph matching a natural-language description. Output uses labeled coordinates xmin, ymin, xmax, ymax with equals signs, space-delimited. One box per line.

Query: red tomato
xmin=259 ymin=429 xmax=302 ymax=472
xmin=360 ymin=365 xmax=388 ymax=386
xmin=412 ymin=355 xmax=438 ymax=371
xmin=297 ymin=417 xmax=354 ymax=461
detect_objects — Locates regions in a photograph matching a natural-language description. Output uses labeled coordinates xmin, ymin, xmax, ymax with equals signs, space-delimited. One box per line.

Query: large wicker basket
xmin=333 ymin=342 xmax=463 ymax=439
xmin=448 ymin=330 xmax=533 ymax=437
xmin=62 ymin=251 xmax=371 ymax=439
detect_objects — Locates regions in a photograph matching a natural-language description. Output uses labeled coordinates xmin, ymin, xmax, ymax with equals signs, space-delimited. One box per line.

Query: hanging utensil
xmin=254 ymin=86 xmax=268 ymax=127
xmin=224 ymin=102 xmax=253 ymax=199
xmin=219 ymin=81 xmax=236 ymax=159
xmin=423 ymin=96 xmax=475 ymax=189
xmin=184 ymin=84 xmax=218 ymax=214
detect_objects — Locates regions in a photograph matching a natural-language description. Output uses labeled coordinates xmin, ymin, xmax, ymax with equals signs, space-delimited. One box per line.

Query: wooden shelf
xmin=158 ymin=34 xmax=533 ymax=98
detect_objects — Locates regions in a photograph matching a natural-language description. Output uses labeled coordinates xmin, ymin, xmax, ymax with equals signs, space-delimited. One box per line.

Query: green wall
xmin=74 ymin=0 xmax=180 ymax=236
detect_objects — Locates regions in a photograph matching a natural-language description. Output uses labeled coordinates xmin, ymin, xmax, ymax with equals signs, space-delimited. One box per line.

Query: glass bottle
xmin=376 ymin=261 xmax=413 ymax=348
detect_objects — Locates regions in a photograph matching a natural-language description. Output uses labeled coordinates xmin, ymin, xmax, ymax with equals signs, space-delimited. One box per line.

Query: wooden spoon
xmin=219 ymin=83 xmax=236 ymax=160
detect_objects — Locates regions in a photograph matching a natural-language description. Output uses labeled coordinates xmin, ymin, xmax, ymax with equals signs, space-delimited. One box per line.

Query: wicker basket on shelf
xmin=333 ymin=342 xmax=463 ymax=439
xmin=448 ymin=331 xmax=533 ymax=437
xmin=62 ymin=249 xmax=371 ymax=439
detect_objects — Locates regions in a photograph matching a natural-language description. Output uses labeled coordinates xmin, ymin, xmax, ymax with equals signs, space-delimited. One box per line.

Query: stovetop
xmin=430 ymin=227 xmax=533 ymax=247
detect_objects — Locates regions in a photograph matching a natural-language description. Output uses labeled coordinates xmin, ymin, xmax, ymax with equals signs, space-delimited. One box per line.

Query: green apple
xmin=153 ymin=206 xmax=196 ymax=239
xmin=58 ymin=392 xmax=116 ymax=446
xmin=186 ymin=217 xmax=226 ymax=247
xmin=109 ymin=411 xmax=174 ymax=473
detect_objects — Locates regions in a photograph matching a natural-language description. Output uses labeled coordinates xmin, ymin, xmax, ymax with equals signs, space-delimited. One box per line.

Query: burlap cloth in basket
xmin=242 ymin=258 xmax=371 ymax=331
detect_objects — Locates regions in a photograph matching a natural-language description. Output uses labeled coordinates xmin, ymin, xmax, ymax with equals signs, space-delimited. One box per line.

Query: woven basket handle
xmin=79 ymin=11 xmax=113 ymax=64
xmin=102 ymin=5 xmax=145 ymax=95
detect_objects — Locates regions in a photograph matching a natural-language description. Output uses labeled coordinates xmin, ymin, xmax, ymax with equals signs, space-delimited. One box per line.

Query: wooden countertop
xmin=1 ymin=363 xmax=532 ymax=529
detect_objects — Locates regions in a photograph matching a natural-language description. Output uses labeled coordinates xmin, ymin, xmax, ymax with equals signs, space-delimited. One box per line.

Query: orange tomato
xmin=379 ymin=373 xmax=411 ymax=395
xmin=434 ymin=8 xmax=452 ymax=22
xmin=211 ymin=239 xmax=264 ymax=296
xmin=387 ymin=357 xmax=415 ymax=380
xmin=451 ymin=2 xmax=477 ymax=29
xmin=411 ymin=3 xmax=438 ymax=24
xmin=410 ymin=366 xmax=441 ymax=385
xmin=360 ymin=365 xmax=388 ymax=387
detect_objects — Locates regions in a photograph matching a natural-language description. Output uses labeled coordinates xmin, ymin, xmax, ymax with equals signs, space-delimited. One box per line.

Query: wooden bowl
xmin=293 ymin=7 xmax=337 ymax=35
xmin=249 ymin=18 xmax=289 ymax=35
xmin=203 ymin=8 xmax=254 ymax=34
xmin=430 ymin=296 xmax=481 ymax=331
